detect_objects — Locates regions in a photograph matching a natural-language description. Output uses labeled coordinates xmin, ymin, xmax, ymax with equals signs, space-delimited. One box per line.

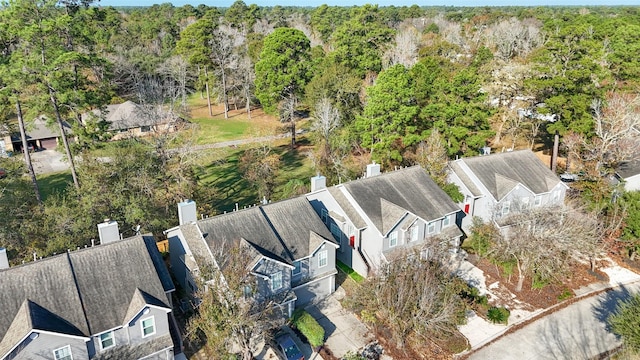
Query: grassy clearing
xmin=194 ymin=136 xmax=315 ymax=214
xmin=186 ymin=95 xmax=282 ymax=145
xmin=37 ymin=171 xmax=72 ymax=200
xmin=336 ymin=260 xmax=365 ymax=283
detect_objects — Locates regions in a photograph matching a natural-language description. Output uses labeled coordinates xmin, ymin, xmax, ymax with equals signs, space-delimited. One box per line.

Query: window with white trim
xmin=271 ymin=271 xmax=283 ymax=291
xmin=318 ymin=250 xmax=328 ymax=268
xmin=330 ymin=223 xmax=341 ymax=240
xmin=427 ymin=222 xmax=435 ymax=234
xmin=552 ymin=190 xmax=560 ymax=203
xmin=522 ymin=197 xmax=530 ymax=208
xmin=534 ymin=196 xmax=542 ymax=206
xmin=141 ymin=317 xmax=155 ymax=337
xmin=410 ymin=226 xmax=419 ymax=242
xmin=502 ymin=201 xmax=510 ymax=216
xmin=99 ymin=331 xmax=115 ymax=350
xmin=54 ymin=345 xmax=73 ymax=360
xmin=389 ymin=231 xmax=398 ymax=247
xmin=443 ymin=215 xmax=450 ymax=227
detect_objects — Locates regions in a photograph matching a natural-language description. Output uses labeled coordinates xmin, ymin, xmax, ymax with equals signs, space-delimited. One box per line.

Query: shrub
xmin=291 ymin=309 xmax=325 ymax=347
xmin=487 ymin=306 xmax=510 ymax=325
xmin=557 ymin=289 xmax=573 ymax=301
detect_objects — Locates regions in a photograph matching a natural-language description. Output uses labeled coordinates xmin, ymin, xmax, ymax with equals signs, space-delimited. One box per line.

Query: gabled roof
xmin=10 ymin=116 xmax=72 ymax=142
xmin=327 ymin=187 xmax=367 ymax=229
xmin=84 ymin=101 xmax=176 ymax=131
xmin=451 ymin=150 xmax=564 ymax=201
xmin=261 ymin=197 xmax=335 ymax=260
xmin=181 ymin=197 xmax=336 ymax=269
xmin=0 ymin=235 xmax=172 ymax=356
xmin=337 ymin=166 xmax=460 ymax=234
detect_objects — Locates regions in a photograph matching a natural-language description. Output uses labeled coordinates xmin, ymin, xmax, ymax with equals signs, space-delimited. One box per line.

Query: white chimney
xmin=178 ymin=200 xmax=197 ymax=225
xmin=98 ymin=220 xmax=120 ymax=244
xmin=0 ymin=247 xmax=9 ymax=270
xmin=310 ymin=175 xmax=326 ymax=192
xmin=366 ymin=162 xmax=381 ymax=178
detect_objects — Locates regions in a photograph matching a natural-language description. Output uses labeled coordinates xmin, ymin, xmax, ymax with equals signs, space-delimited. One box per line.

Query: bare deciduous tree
xmin=383 ymin=26 xmax=420 ymax=68
xmin=187 ymin=241 xmax=283 ymax=359
xmin=239 ymin=144 xmax=281 ymax=201
xmin=586 ymin=92 xmax=640 ymax=172
xmin=210 ymin=25 xmax=241 ymax=119
xmin=491 ymin=203 xmax=602 ymax=291
xmin=406 ymin=129 xmax=449 ymax=185
xmin=349 ymin=248 xmax=465 ymax=351
xmin=310 ymin=97 xmax=341 ymax=171
xmin=485 ymin=18 xmax=543 ymax=60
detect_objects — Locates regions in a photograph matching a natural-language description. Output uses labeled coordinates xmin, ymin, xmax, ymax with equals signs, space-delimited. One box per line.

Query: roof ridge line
xmin=65 ymin=252 xmax=92 ymax=336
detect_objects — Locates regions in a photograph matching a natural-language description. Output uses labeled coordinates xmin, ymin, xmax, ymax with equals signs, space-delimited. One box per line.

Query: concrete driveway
xmin=30 ymin=149 xmax=70 ymax=174
xmin=467 ymin=282 xmax=640 ymax=360
xmin=304 ymin=287 xmax=374 ymax=358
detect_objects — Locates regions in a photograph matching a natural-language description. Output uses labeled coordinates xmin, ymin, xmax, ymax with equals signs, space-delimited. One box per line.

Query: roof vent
xmin=97 ymin=220 xmax=120 ymax=244
xmin=0 ymin=247 xmax=9 ymax=270
xmin=178 ymin=200 xmax=197 ymax=225
xmin=481 ymin=146 xmax=491 ymax=156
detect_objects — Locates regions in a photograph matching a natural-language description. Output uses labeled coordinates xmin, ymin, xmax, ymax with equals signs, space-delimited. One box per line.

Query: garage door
xmin=40 ymin=138 xmax=57 ymax=150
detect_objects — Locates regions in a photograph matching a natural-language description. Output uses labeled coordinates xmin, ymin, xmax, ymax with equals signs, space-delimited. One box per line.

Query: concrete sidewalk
xmin=467 ymin=281 xmax=640 ymax=360
xmin=304 ymin=288 xmax=374 ymax=358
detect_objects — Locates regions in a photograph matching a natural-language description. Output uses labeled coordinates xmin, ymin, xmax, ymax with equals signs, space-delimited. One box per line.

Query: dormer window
xmin=141 ymin=317 xmax=155 ymax=338
xmin=318 ymin=250 xmax=328 ymax=268
xmin=53 ymin=345 xmax=72 ymax=360
xmin=410 ymin=226 xmax=419 ymax=242
xmin=389 ymin=231 xmax=398 ymax=247
xmin=99 ymin=331 xmax=115 ymax=350
xmin=502 ymin=201 xmax=510 ymax=216
xmin=271 ymin=271 xmax=283 ymax=291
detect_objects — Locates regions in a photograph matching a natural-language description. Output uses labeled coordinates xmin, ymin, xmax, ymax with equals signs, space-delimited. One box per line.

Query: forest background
xmin=1 ymin=0 xmax=639 ymax=267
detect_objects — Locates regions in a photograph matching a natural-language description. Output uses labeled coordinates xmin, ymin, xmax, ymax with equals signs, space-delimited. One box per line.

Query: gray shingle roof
xmin=261 ymin=197 xmax=335 ymax=259
xmin=84 ymin=101 xmax=177 ymax=131
xmin=0 ymin=235 xmax=172 ymax=356
xmin=181 ymin=197 xmax=336 ymax=270
xmin=339 ymin=166 xmax=460 ymax=234
xmin=327 ymin=187 xmax=367 ymax=229
xmin=453 ymin=150 xmax=562 ymax=200
xmin=10 ymin=116 xmax=72 ymax=142
xmin=617 ymin=159 xmax=640 ymax=179
xmin=70 ymin=236 xmax=171 ymax=334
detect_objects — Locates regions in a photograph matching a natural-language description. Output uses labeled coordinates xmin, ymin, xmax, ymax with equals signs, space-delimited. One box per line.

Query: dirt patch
xmin=468 ymin=255 xmax=609 ymax=310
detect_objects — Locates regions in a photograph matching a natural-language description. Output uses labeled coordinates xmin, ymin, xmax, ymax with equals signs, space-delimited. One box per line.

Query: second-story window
xmin=427 ymin=222 xmax=435 ymax=234
xmin=410 ymin=226 xmax=419 ymax=242
xmin=534 ymin=195 xmax=542 ymax=206
xmin=502 ymin=201 xmax=510 ymax=216
xmin=443 ymin=215 xmax=450 ymax=227
xmin=99 ymin=331 xmax=115 ymax=350
xmin=53 ymin=345 xmax=72 ymax=360
xmin=389 ymin=231 xmax=398 ymax=247
xmin=293 ymin=261 xmax=301 ymax=275
xmin=318 ymin=250 xmax=328 ymax=268
xmin=321 ymin=209 xmax=328 ymax=224
xmin=330 ymin=223 xmax=341 ymax=240
xmin=271 ymin=271 xmax=283 ymax=291
xmin=141 ymin=317 xmax=155 ymax=337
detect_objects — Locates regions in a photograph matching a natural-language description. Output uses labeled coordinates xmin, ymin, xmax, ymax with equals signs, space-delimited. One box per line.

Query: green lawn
xmin=190 ymin=117 xmax=253 ymax=144
xmin=37 ymin=171 xmax=72 ymax=200
xmin=193 ymin=137 xmax=315 ymax=214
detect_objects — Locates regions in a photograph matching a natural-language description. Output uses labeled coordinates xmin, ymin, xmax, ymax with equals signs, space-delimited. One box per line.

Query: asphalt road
xmin=467 ymin=282 xmax=640 ymax=360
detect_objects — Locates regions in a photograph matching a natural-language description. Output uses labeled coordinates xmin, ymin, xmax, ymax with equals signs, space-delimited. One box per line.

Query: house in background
xmin=165 ymin=197 xmax=339 ymax=315
xmin=0 ymin=223 xmax=180 ymax=360
xmin=615 ymin=159 xmax=640 ymax=192
xmin=449 ymin=149 xmax=569 ymax=232
xmin=83 ymin=101 xmax=183 ymax=141
xmin=2 ymin=116 xmax=72 ymax=153
xmin=306 ymin=164 xmax=464 ymax=278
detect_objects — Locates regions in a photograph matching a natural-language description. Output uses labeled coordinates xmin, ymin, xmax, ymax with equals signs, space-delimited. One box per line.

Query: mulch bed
xmin=467 ymin=254 xmax=609 ymax=309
